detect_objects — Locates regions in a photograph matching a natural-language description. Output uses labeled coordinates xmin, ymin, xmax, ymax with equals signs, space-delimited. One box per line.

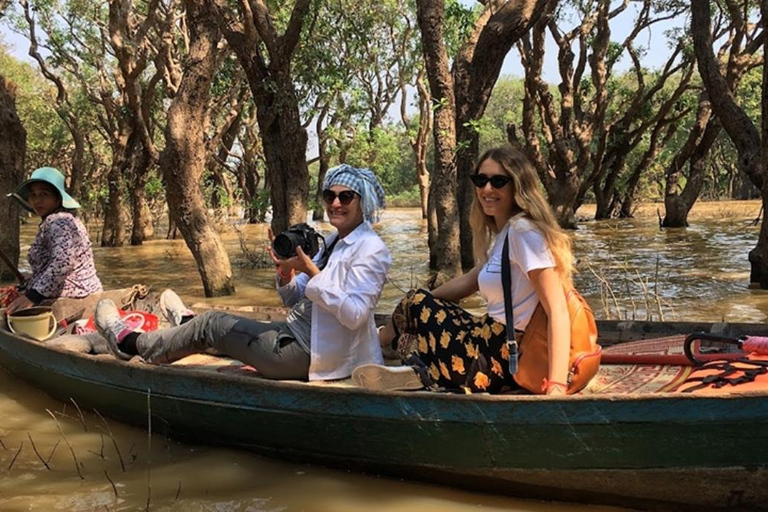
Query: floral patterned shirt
xmin=25 ymin=211 xmax=102 ymax=302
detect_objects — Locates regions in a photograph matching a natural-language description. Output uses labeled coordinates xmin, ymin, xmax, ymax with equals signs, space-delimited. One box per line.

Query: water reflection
xmin=1 ymin=200 xmax=766 ymax=510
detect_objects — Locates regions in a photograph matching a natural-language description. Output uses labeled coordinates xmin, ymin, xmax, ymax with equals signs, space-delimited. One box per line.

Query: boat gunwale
xmin=2 ymin=326 xmax=768 ymax=405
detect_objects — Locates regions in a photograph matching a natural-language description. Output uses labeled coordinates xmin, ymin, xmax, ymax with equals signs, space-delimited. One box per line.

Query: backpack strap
xmin=680 ymin=358 xmax=768 ymax=392
xmin=501 ymin=235 xmax=519 ymax=376
xmin=403 ymin=352 xmax=443 ymax=392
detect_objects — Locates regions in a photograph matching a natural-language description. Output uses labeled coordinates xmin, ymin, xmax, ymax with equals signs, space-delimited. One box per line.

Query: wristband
xmin=277 ymin=266 xmax=294 ymax=280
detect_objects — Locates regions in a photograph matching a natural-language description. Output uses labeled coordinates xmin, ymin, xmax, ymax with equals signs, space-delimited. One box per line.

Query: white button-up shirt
xmin=277 ymin=221 xmax=391 ymax=380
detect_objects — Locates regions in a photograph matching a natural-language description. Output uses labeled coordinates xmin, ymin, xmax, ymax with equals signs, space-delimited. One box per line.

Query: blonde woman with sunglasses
xmin=94 ymin=165 xmax=391 ymax=382
xmin=354 ymin=146 xmax=574 ymax=395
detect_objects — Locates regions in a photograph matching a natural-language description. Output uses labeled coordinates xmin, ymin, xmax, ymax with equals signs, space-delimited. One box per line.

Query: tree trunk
xmin=210 ymin=112 xmax=241 ymax=211
xmin=691 ymin=0 xmax=768 ymax=286
xmin=455 ymin=135 xmax=478 ymax=270
xmin=751 ymin=191 xmax=768 ymax=288
xmin=427 ymin=182 xmax=439 ymax=270
xmin=418 ymin=165 xmax=429 ymax=219
xmin=212 ymin=0 xmax=312 ymax=235
xmin=407 ymin=70 xmax=432 ymax=220
xmin=662 ymin=124 xmax=717 ymax=228
xmin=450 ymin=0 xmax=549 ymax=269
xmin=417 ymin=0 xmax=462 ymax=277
xmin=251 ymin=72 xmax=309 ymax=233
xmin=160 ymin=0 xmax=234 ymax=297
xmin=313 ymin=142 xmax=330 ymax=221
xmin=166 ymin=216 xmax=178 ymax=240
xmin=130 ymin=184 xmax=154 ymax=245
xmin=101 ymin=158 xmax=127 ymax=248
xmin=619 ymin=182 xmax=640 ymax=218
xmin=662 ymin=97 xmax=720 ymax=227
xmin=548 ymin=178 xmax=580 ymax=229
xmin=247 ymin=165 xmax=263 ymax=223
xmin=593 ymin=146 xmax=630 ymax=220
xmin=129 ymin=177 xmax=154 ymax=245
xmin=128 ymin=145 xmax=155 ymax=245
xmin=734 ymin=170 xmax=759 ymax=199
xmin=69 ymin=126 xmax=86 ymax=198
xmin=0 ymin=74 xmax=26 ymax=282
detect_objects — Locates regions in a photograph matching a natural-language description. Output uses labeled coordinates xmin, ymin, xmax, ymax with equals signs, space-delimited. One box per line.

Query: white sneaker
xmin=159 ymin=289 xmax=194 ymax=327
xmin=94 ymin=300 xmax=132 ymax=361
xmin=352 ymin=364 xmax=423 ymax=391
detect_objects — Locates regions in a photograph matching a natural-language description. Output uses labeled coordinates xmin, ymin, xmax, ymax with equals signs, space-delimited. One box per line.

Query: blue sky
xmin=2 ymin=1 xmax=686 ymax=84
xmin=495 ymin=2 xmax=686 ymax=82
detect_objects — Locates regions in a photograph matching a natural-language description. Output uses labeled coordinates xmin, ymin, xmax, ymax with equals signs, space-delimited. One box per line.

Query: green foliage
xmin=444 ymin=0 xmax=478 ymax=57
xmin=342 ymin=126 xmax=417 ymax=196
xmin=145 ymin=176 xmax=164 ymax=199
xmin=252 ymin=189 xmax=271 ymax=223
xmin=0 ymin=44 xmax=69 ymax=170
xmin=387 ymin=184 xmax=422 ymax=207
xmin=478 ymin=76 xmax=527 ymax=150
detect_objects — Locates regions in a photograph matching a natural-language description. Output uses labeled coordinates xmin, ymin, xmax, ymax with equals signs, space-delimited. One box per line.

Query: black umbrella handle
xmin=684 ymin=332 xmax=743 ymax=366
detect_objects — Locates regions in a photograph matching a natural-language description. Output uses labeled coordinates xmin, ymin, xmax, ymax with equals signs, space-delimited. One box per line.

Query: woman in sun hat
xmin=4 ymin=167 xmax=102 ymax=314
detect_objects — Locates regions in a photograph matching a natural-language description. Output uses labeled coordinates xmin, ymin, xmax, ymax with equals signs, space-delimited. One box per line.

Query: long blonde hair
xmin=469 ymin=146 xmax=574 ymax=287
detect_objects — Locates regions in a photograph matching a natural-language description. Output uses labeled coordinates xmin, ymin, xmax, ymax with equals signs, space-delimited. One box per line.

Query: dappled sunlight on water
xmin=573 ymin=201 xmax=768 ymax=322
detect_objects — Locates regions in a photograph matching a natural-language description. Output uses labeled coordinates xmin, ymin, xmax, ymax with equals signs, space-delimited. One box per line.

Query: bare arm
xmin=431 ymin=265 xmax=482 ymax=303
xmin=528 ymin=267 xmax=570 ymax=395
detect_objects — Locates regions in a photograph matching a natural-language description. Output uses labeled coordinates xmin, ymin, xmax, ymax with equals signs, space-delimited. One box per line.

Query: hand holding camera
xmin=268 ymin=224 xmax=322 ymax=280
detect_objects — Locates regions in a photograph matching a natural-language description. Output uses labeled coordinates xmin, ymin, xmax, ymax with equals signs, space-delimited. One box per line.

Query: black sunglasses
xmin=323 ymin=189 xmax=359 ymax=205
xmin=469 ymin=173 xmax=512 ymax=189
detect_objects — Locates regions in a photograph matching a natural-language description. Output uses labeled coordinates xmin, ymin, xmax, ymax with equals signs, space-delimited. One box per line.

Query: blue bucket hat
xmin=8 ymin=167 xmax=81 ymax=213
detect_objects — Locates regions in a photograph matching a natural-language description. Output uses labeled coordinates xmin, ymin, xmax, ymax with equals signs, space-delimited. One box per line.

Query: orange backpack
xmin=514 ymin=288 xmax=602 ymax=394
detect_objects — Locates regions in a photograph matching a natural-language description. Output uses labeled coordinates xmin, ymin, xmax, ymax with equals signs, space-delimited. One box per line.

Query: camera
xmin=272 ymin=223 xmax=323 ymax=259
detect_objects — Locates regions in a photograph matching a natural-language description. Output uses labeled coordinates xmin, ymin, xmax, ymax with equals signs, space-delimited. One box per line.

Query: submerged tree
xmin=417 ymin=0 xmax=548 ymax=275
xmin=513 ymin=0 xmax=691 ymax=226
xmin=0 ymin=1 xmax=25 ymax=281
xmin=208 ymin=0 xmax=312 ymax=234
xmin=160 ymin=0 xmax=235 ymax=297
xmin=663 ymin=3 xmax=762 ymax=227
xmin=691 ymin=0 xmax=768 ymax=287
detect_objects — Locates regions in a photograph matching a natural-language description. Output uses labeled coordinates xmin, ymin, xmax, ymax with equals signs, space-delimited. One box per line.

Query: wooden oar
xmin=0 ymin=245 xmax=26 ymax=284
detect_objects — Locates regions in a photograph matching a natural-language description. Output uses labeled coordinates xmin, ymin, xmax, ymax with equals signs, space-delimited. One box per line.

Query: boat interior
xmin=2 ymin=297 xmax=767 ymax=396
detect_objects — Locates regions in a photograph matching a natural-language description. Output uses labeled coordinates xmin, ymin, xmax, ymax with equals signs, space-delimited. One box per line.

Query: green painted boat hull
xmin=1 ymin=319 xmax=768 ymax=510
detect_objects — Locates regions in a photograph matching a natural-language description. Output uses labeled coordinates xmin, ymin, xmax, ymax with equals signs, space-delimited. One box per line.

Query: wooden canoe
xmin=0 ymin=306 xmax=767 ymax=511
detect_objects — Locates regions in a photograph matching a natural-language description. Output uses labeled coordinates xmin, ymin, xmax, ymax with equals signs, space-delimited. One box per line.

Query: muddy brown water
xmin=1 ymin=201 xmax=765 ymax=511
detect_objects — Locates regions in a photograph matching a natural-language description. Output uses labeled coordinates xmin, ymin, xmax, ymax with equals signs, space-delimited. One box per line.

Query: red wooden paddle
xmin=0 ymin=245 xmax=26 ymax=284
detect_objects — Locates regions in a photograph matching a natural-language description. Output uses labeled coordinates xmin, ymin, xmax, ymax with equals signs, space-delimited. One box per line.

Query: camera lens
xmin=272 ymin=232 xmax=301 ymax=258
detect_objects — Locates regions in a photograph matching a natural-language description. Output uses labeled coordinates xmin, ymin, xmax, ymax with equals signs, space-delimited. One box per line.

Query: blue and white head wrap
xmin=322 ymin=164 xmax=386 ymax=223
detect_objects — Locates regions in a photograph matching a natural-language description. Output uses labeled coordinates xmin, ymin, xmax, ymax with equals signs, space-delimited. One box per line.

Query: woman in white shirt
xmin=94 ymin=165 xmax=392 ymax=381
xmin=354 ymin=146 xmax=574 ymax=395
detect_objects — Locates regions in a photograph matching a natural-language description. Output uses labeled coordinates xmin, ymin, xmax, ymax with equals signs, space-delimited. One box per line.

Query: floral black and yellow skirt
xmin=390 ymin=288 xmax=519 ymax=394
